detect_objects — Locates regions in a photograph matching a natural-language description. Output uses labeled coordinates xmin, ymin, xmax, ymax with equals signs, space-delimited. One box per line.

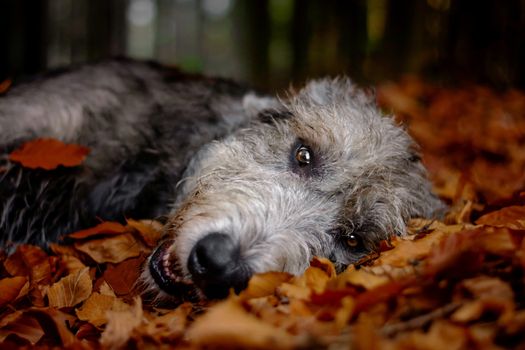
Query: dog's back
xmin=0 ymin=59 xmax=255 ymax=246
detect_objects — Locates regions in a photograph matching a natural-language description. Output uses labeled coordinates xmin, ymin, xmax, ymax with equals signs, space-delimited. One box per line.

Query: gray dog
xmin=0 ymin=59 xmax=444 ymax=300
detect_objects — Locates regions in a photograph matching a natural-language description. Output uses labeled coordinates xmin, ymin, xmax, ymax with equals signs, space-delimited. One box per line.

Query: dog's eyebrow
xmin=257 ymin=110 xmax=293 ymax=124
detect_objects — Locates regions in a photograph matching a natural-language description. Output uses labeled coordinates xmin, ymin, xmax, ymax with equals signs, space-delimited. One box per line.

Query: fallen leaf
xmin=100 ymin=254 xmax=146 ymax=297
xmin=0 ymin=79 xmax=12 ymax=94
xmin=25 ymin=307 xmax=77 ymax=346
xmin=0 ymin=311 xmax=44 ymax=345
xmin=126 ymin=219 xmax=164 ymax=247
xmin=68 ymin=221 xmax=128 ymax=240
xmin=476 ymin=205 xmax=525 ymax=229
xmin=9 ymin=138 xmax=90 ymax=170
xmin=138 ymin=303 xmax=192 ymax=343
xmin=74 ymin=233 xmax=146 ymax=263
xmin=336 ymin=266 xmax=390 ymax=290
xmin=47 ymin=267 xmax=93 ymax=308
xmin=100 ymin=296 xmax=143 ymax=349
xmin=4 ymin=245 xmax=51 ymax=285
xmin=240 ymin=272 xmax=293 ymax=300
xmin=76 ymin=292 xmax=128 ymax=327
xmin=187 ymin=299 xmax=296 ymax=349
xmin=374 ymin=222 xmax=465 ymax=268
xmin=0 ymin=276 xmax=29 ymax=307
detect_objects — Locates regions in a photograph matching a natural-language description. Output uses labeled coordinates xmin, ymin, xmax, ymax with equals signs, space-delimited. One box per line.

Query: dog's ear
xmin=242 ymin=93 xmax=283 ymax=119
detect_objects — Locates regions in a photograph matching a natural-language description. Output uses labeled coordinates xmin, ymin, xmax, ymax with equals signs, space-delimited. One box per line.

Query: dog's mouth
xmin=148 ymin=240 xmax=195 ymax=297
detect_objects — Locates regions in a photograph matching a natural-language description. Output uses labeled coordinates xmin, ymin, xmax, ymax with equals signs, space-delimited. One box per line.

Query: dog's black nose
xmin=188 ymin=233 xmax=251 ymax=299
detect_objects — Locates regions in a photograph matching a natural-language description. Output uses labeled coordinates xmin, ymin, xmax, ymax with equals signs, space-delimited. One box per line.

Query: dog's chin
xmin=144 ymin=239 xmax=200 ymax=303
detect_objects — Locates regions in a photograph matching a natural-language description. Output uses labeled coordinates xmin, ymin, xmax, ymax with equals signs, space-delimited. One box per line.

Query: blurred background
xmin=0 ymin=0 xmax=524 ymax=91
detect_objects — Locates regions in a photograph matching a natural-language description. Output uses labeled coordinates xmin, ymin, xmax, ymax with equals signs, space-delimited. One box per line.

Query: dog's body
xmin=0 ymin=59 xmax=444 ymax=300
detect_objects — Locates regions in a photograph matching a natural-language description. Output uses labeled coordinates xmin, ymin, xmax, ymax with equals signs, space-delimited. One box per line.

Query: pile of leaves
xmin=1 ymin=78 xmax=525 ymax=349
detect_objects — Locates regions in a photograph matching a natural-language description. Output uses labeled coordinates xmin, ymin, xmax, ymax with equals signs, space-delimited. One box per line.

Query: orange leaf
xmin=101 ymin=254 xmax=146 ymax=297
xmin=0 ymin=276 xmax=29 ymax=308
xmin=0 ymin=79 xmax=11 ymax=94
xmin=9 ymin=138 xmax=90 ymax=170
xmin=68 ymin=221 xmax=128 ymax=240
xmin=126 ymin=219 xmax=164 ymax=247
xmin=187 ymin=299 xmax=296 ymax=349
xmin=240 ymin=272 xmax=293 ymax=300
xmin=476 ymin=205 xmax=525 ymax=230
xmin=74 ymin=233 xmax=147 ymax=264
xmin=0 ymin=311 xmax=44 ymax=345
xmin=4 ymin=245 xmax=51 ymax=285
xmin=47 ymin=267 xmax=93 ymax=308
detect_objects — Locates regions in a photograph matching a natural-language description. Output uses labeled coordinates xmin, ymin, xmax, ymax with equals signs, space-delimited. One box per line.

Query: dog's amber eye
xmin=347 ymin=234 xmax=360 ymax=248
xmin=295 ymin=146 xmax=312 ymax=166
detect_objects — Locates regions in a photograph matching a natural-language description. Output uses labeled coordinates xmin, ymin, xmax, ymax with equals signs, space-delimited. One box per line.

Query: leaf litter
xmin=1 ymin=78 xmax=525 ymax=349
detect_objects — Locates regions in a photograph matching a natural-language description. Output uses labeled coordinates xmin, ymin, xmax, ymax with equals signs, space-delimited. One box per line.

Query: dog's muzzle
xmin=149 ymin=233 xmax=252 ymax=299
xmin=187 ymin=232 xmax=252 ymax=299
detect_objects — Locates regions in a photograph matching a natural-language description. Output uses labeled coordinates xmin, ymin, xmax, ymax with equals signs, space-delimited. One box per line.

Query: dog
xmin=0 ymin=59 xmax=444 ymax=300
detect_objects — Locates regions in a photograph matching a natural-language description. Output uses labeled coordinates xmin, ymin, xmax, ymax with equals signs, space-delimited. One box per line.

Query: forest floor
xmin=1 ymin=77 xmax=525 ymax=349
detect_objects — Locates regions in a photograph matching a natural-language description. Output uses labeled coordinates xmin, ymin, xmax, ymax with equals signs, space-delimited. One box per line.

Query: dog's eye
xmin=295 ymin=145 xmax=312 ymax=166
xmin=346 ymin=234 xmax=361 ymax=249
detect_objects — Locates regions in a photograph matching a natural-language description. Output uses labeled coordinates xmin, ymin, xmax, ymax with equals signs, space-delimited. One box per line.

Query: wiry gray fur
xmin=0 ymin=59 xmax=444 ymax=301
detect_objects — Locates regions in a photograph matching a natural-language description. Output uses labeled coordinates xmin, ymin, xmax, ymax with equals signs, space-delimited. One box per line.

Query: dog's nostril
xmin=188 ymin=232 xmax=250 ymax=299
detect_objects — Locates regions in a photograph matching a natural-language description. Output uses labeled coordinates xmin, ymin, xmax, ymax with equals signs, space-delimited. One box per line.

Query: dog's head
xmin=142 ymin=78 xmax=444 ymax=301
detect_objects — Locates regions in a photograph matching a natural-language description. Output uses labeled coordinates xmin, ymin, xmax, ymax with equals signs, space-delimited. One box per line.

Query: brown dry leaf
xmin=59 ymin=255 xmax=87 ymax=274
xmin=354 ymin=278 xmax=415 ymax=314
xmin=76 ymin=292 xmax=129 ymax=327
xmin=452 ymin=276 xmax=515 ymax=323
xmin=390 ymin=320 xmax=467 ymax=350
xmin=0 ymin=276 xmax=29 ymax=307
xmin=9 ymin=138 xmax=90 ymax=170
xmin=68 ymin=221 xmax=128 ymax=240
xmin=138 ymin=303 xmax=192 ymax=343
xmin=240 ymin=272 xmax=293 ymax=300
xmin=47 ymin=267 xmax=93 ymax=308
xmin=475 ymin=227 xmax=517 ymax=256
xmin=100 ymin=254 xmax=146 ymax=297
xmin=100 ymin=296 xmax=143 ymax=349
xmin=126 ymin=218 xmax=164 ymax=247
xmin=0 ymin=311 xmax=44 ymax=345
xmin=278 ymin=265 xmax=332 ymax=300
xmin=476 ymin=205 xmax=525 ymax=229
xmin=336 ymin=266 xmax=390 ymax=290
xmin=74 ymin=233 xmax=147 ymax=263
xmin=0 ymin=79 xmax=12 ymax=94
xmin=26 ymin=307 xmax=77 ymax=346
xmin=187 ymin=298 xmax=296 ymax=349
xmin=376 ymin=222 xmax=465 ymax=268
xmin=424 ymin=229 xmax=484 ymax=278
xmin=4 ymin=245 xmax=51 ymax=285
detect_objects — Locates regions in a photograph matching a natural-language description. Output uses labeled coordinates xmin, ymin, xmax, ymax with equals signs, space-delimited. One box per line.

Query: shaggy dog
xmin=0 ymin=59 xmax=444 ymax=300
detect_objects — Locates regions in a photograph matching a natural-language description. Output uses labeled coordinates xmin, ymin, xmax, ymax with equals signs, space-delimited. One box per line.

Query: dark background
xmin=1 ymin=0 xmax=524 ymax=91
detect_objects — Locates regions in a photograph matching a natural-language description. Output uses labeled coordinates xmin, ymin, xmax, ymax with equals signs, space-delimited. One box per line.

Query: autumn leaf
xmin=0 ymin=311 xmax=44 ymax=345
xmin=187 ymin=299 xmax=297 ymax=349
xmin=9 ymin=138 xmax=90 ymax=170
xmin=0 ymin=276 xmax=29 ymax=308
xmin=0 ymin=79 xmax=12 ymax=94
xmin=47 ymin=267 xmax=93 ymax=308
xmin=67 ymin=221 xmax=128 ymax=240
xmin=126 ymin=219 xmax=164 ymax=248
xmin=100 ymin=296 xmax=143 ymax=349
xmin=74 ymin=233 xmax=147 ymax=263
xmin=476 ymin=205 xmax=525 ymax=229
xmin=100 ymin=254 xmax=146 ymax=297
xmin=240 ymin=272 xmax=293 ymax=300
xmin=76 ymin=292 xmax=129 ymax=327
